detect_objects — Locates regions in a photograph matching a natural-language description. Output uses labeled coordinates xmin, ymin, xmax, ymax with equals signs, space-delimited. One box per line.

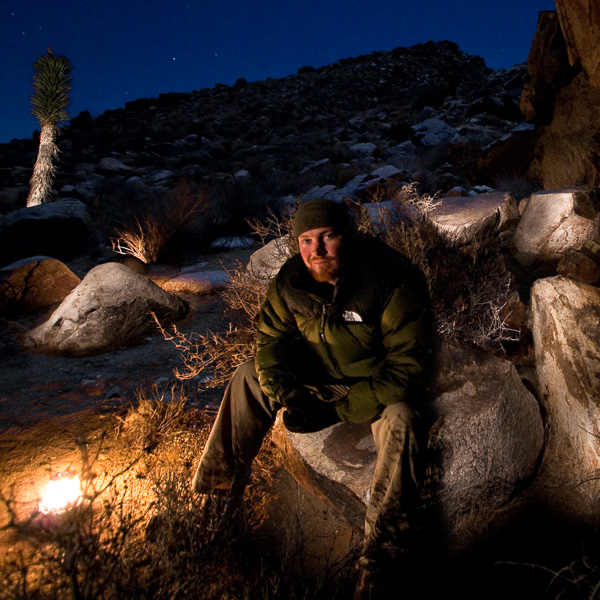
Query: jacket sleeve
xmin=255 ymin=277 xmax=304 ymax=403
xmin=335 ymin=277 xmax=434 ymax=423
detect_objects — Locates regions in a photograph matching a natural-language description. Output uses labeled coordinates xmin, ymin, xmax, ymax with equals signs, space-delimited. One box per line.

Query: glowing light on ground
xmin=39 ymin=473 xmax=82 ymax=514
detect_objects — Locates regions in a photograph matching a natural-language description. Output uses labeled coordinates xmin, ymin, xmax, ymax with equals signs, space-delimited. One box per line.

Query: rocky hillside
xmin=0 ymin=40 xmax=529 ymax=229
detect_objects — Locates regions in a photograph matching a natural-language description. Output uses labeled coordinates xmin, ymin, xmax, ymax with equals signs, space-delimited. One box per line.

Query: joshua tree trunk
xmin=26 ymin=123 xmax=58 ymax=207
xmin=26 ymin=49 xmax=72 ymax=207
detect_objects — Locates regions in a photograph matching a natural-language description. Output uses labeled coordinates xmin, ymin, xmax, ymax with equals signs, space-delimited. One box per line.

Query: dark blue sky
xmin=3 ymin=0 xmax=556 ymax=144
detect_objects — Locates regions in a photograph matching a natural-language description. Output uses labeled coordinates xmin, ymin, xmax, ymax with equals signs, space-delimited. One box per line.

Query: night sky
xmin=3 ymin=0 xmax=556 ymax=144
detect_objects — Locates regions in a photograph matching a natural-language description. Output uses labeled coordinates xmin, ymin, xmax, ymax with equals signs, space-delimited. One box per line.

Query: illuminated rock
xmin=160 ymin=270 xmax=230 ymax=295
xmin=247 ymin=237 xmax=292 ymax=282
xmin=530 ymin=275 xmax=600 ymax=518
xmin=512 ymin=187 xmax=600 ymax=267
xmin=555 ymin=0 xmax=600 ymax=87
xmin=25 ymin=262 xmax=188 ymax=356
xmin=429 ymin=191 xmax=519 ymax=244
xmin=272 ymin=340 xmax=544 ymax=551
xmin=0 ymin=256 xmax=79 ymax=315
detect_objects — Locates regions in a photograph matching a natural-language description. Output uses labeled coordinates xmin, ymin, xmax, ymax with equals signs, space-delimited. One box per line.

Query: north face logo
xmin=343 ymin=310 xmax=363 ymax=322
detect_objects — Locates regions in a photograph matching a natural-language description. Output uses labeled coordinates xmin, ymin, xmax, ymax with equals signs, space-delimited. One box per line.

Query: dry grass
xmin=111 ymin=179 xmax=208 ymax=264
xmin=118 ymin=384 xmax=199 ymax=453
xmin=0 ymin=388 xmax=355 ymax=600
xmin=362 ymin=183 xmax=521 ymax=351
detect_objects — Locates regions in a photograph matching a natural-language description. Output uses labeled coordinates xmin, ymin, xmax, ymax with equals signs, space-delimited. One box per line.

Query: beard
xmin=307 ymin=257 xmax=341 ymax=283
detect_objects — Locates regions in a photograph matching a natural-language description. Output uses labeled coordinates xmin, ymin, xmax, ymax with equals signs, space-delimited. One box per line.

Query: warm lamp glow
xmin=39 ymin=473 xmax=82 ymax=514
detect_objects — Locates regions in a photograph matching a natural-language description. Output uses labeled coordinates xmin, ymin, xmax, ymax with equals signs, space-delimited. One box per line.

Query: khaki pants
xmin=193 ymin=359 xmax=425 ymax=561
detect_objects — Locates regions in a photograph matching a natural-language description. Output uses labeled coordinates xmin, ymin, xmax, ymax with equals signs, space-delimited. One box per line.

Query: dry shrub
xmin=111 ymin=179 xmax=208 ymax=264
xmin=118 ymin=384 xmax=198 ymax=453
xmin=248 ymin=205 xmax=296 ymax=250
xmin=157 ymin=207 xmax=297 ymax=389
xmin=155 ymin=267 xmax=267 ymax=389
xmin=0 ymin=390 xmax=352 ymax=600
xmin=362 ymin=183 xmax=520 ymax=350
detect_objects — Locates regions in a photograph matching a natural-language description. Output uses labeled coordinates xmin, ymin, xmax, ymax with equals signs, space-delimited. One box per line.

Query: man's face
xmin=298 ymin=227 xmax=343 ymax=284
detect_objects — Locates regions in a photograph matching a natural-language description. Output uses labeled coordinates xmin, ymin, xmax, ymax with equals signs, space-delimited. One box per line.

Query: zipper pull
xmin=320 ymin=304 xmax=327 ymax=336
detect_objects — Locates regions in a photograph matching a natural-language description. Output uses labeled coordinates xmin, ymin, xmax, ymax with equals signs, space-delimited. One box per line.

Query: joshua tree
xmin=26 ymin=48 xmax=73 ymax=207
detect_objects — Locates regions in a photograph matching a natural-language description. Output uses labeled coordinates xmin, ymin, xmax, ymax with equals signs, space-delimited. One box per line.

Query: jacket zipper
xmin=319 ymin=303 xmax=342 ymax=375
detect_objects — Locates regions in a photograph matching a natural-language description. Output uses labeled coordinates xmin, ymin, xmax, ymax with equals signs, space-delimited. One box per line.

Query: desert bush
xmin=118 ymin=384 xmax=199 ymax=453
xmin=155 ymin=262 xmax=274 ymax=389
xmin=492 ymin=169 xmax=539 ymax=202
xmin=362 ymin=183 xmax=520 ymax=350
xmin=110 ymin=179 xmax=208 ymax=264
xmin=0 ymin=391 xmax=355 ymax=600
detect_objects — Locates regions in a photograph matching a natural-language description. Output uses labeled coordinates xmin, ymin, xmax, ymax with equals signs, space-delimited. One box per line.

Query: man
xmin=193 ymin=198 xmax=434 ymax=596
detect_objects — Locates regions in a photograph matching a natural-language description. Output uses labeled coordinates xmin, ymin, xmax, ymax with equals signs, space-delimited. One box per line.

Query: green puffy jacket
xmin=255 ymin=235 xmax=434 ymax=423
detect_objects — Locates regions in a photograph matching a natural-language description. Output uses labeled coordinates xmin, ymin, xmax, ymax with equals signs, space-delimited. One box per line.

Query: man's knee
xmin=380 ymin=401 xmax=418 ymax=428
xmin=229 ymin=358 xmax=280 ymax=417
xmin=373 ymin=402 xmax=425 ymax=455
xmin=232 ymin=358 xmax=258 ymax=383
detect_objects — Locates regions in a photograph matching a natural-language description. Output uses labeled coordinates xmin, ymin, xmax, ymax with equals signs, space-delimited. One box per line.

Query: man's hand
xmin=280 ymin=389 xmax=327 ymax=411
xmin=282 ymin=405 xmax=341 ymax=433
xmin=280 ymin=389 xmax=341 ymax=433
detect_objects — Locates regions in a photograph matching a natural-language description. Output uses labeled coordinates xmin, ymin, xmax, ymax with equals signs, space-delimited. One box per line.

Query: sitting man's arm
xmin=255 ymin=276 xmax=307 ymax=403
xmin=255 ymin=278 xmax=341 ymax=432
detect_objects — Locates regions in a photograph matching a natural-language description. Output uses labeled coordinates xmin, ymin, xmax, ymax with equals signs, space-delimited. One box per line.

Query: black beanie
xmin=292 ymin=198 xmax=353 ymax=238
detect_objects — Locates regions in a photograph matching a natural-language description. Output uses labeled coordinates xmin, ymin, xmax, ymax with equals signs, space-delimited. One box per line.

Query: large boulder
xmin=429 ymin=192 xmax=519 ymax=244
xmin=528 ymin=72 xmax=600 ymax=189
xmin=0 ymin=199 xmax=102 ymax=265
xmin=271 ymin=420 xmax=374 ymax=532
xmin=512 ymin=187 xmax=600 ymax=268
xmin=555 ymin=0 xmax=600 ymax=87
xmin=521 ymin=7 xmax=600 ymax=188
xmin=272 ymin=341 xmax=544 ymax=551
xmin=247 ymin=237 xmax=293 ymax=282
xmin=24 ymin=263 xmax=189 ymax=356
xmin=530 ymin=276 xmax=600 ymax=518
xmin=519 ymin=10 xmax=576 ymax=125
xmin=426 ymin=342 xmax=544 ymax=549
xmin=0 ymin=256 xmax=80 ymax=316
